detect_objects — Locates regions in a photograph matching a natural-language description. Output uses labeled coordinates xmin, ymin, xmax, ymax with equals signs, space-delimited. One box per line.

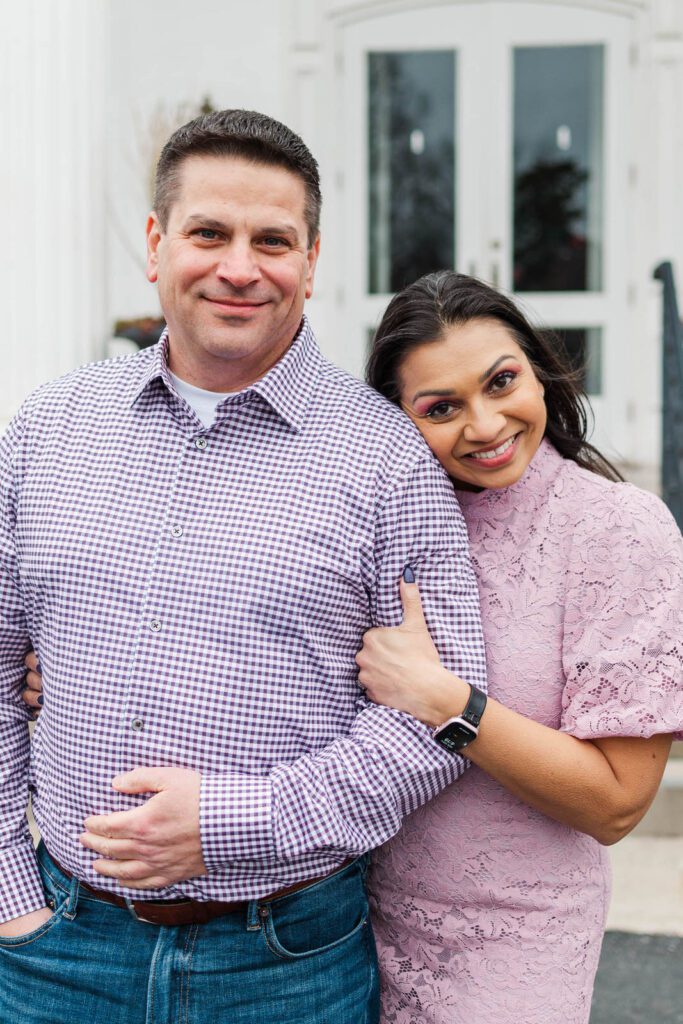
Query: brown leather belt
xmin=49 ymin=853 xmax=353 ymax=927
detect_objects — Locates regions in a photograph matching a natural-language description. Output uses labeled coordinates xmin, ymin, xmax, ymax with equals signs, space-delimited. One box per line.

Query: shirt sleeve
xmin=0 ymin=410 xmax=46 ymax=921
xmin=561 ymin=482 xmax=683 ymax=741
xmin=200 ymin=455 xmax=487 ymax=870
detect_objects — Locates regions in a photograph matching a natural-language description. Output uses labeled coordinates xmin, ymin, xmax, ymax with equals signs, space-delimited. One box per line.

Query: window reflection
xmin=368 ymin=51 xmax=455 ymax=294
xmin=514 ymin=46 xmax=604 ymax=292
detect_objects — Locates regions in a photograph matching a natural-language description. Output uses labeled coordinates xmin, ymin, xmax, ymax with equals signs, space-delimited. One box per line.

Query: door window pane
xmin=514 ymin=46 xmax=604 ymax=292
xmin=550 ymin=327 xmax=602 ymax=394
xmin=368 ymin=51 xmax=455 ymax=294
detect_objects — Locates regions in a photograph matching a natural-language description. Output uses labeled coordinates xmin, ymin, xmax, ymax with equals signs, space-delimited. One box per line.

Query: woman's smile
xmin=462 ymin=431 xmax=521 ymax=466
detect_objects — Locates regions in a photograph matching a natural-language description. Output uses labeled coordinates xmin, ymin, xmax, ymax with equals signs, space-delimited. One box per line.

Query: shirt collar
xmin=128 ymin=316 xmax=323 ymax=433
xmin=249 ymin=317 xmax=322 ymax=431
xmin=127 ymin=332 xmax=176 ymax=409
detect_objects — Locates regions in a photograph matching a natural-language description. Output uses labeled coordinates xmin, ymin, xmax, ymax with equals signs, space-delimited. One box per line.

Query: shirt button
xmin=171 ymin=525 xmax=183 ymax=538
xmin=149 ymin=619 xmax=161 ymax=633
xmin=194 ymin=437 xmax=208 ymax=450
xmin=131 ymin=717 xmax=144 ymax=732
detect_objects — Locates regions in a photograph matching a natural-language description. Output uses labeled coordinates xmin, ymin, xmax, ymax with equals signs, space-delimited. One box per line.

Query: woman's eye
xmin=426 ymin=401 xmax=456 ymax=421
xmin=490 ymin=370 xmax=517 ymax=392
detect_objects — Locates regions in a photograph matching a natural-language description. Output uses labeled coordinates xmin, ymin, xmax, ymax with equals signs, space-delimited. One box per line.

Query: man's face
xmin=146 ymin=154 xmax=320 ymax=391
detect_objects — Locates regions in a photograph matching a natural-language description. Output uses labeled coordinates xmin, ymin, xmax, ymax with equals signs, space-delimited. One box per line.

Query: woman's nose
xmin=462 ymin=405 xmax=506 ymax=444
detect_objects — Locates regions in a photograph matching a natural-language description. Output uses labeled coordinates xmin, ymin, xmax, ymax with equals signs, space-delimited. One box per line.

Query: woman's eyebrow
xmin=478 ymin=355 xmax=515 ymax=382
xmin=411 ymin=387 xmax=456 ymax=403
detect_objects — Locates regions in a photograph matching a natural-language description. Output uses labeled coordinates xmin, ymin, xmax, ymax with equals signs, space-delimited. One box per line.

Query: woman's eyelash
xmin=425 ymin=401 xmax=457 ymax=419
xmin=489 ymin=370 xmax=518 ymax=390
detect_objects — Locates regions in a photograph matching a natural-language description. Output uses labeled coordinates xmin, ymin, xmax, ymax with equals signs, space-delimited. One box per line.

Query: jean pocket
xmin=0 ymin=866 xmax=71 ymax=950
xmin=0 ymin=903 xmax=67 ymax=950
xmin=262 ymin=866 xmax=370 ymax=961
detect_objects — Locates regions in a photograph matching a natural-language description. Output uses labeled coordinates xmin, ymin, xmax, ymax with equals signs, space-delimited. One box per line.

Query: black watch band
xmin=433 ymin=685 xmax=487 ymax=753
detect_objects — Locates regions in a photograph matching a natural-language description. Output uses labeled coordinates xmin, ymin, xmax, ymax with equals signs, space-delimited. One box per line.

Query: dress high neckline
xmin=453 ymin=439 xmax=565 ymax=519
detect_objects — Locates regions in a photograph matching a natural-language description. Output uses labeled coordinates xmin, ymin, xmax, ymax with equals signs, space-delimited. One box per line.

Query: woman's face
xmin=398 ymin=317 xmax=547 ymax=491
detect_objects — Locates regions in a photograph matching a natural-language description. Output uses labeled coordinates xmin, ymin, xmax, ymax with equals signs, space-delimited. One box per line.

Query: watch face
xmin=434 ymin=719 xmax=477 ymax=753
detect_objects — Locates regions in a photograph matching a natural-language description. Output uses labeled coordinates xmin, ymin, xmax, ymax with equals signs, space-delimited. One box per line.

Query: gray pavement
xmin=591 ymin=932 xmax=683 ymax=1023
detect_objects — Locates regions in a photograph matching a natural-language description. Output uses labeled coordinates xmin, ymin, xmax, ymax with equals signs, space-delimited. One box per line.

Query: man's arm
xmin=201 ymin=457 xmax=486 ymax=869
xmin=78 ymin=456 xmax=486 ymax=887
xmin=0 ymin=411 xmax=50 ymax=924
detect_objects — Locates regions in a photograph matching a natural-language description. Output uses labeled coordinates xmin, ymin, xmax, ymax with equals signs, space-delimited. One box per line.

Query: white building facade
xmin=2 ymin=0 xmax=683 ymax=485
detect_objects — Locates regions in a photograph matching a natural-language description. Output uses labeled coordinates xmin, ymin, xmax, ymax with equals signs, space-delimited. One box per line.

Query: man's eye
xmin=196 ymin=229 xmax=219 ymax=240
xmin=262 ymin=237 xmax=288 ymax=248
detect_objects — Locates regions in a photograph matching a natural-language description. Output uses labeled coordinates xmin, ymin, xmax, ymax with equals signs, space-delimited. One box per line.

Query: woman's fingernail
xmin=403 ymin=566 xmax=415 ymax=583
xmin=37 ymin=695 xmax=44 ymax=706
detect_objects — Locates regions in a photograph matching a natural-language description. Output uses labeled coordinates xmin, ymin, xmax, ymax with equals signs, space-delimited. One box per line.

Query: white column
xmin=652 ymin=0 xmax=683 ymax=269
xmin=0 ymin=0 xmax=108 ymax=429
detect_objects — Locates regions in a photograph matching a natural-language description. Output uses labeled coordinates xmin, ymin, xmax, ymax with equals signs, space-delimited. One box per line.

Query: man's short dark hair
xmin=154 ymin=109 xmax=322 ymax=247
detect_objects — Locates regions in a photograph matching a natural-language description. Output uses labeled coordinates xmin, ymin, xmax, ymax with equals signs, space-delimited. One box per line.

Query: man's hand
xmin=23 ymin=651 xmax=43 ymax=715
xmin=0 ymin=907 xmax=53 ymax=938
xmin=81 ymin=767 xmax=207 ymax=890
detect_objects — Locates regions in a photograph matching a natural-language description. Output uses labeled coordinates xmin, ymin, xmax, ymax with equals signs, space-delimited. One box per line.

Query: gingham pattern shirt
xmin=0 ymin=319 xmax=486 ymax=919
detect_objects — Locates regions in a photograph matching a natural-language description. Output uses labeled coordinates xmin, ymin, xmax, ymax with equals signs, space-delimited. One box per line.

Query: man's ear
xmin=305 ymin=234 xmax=321 ymax=300
xmin=146 ymin=213 xmax=163 ymax=283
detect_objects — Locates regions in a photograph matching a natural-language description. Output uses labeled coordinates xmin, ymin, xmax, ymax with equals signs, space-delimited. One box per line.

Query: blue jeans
xmin=0 ymin=844 xmax=379 ymax=1024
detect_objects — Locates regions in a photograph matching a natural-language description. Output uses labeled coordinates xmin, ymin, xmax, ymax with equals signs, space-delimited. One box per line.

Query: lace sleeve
xmin=561 ymin=482 xmax=683 ymax=740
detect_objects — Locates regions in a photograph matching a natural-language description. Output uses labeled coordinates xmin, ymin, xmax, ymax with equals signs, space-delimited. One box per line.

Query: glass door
xmin=340 ymin=2 xmax=632 ymax=457
xmin=368 ymin=50 xmax=456 ymax=296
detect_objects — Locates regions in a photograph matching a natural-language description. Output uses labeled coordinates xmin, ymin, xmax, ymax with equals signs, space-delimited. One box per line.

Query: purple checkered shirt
xmin=0 ymin=318 xmax=486 ymax=919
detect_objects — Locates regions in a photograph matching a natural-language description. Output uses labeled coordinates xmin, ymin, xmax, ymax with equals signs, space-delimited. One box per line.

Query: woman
xmin=358 ymin=271 xmax=683 ymax=1024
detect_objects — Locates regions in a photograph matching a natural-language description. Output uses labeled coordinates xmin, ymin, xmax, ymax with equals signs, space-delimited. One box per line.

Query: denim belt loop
xmin=245 ymin=900 xmax=261 ymax=932
xmin=63 ymin=875 xmax=80 ymax=921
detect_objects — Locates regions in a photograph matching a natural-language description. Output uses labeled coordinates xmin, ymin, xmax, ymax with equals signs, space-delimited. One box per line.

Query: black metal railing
xmin=654 ymin=261 xmax=683 ymax=529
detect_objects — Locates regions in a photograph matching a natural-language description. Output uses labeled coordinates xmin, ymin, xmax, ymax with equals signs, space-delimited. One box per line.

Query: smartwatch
xmin=433 ymin=685 xmax=487 ymax=753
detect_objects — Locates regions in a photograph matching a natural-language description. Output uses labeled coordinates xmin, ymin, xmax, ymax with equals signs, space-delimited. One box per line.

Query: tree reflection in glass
xmin=368 ymin=52 xmax=455 ymax=294
xmin=513 ymin=46 xmax=604 ymax=293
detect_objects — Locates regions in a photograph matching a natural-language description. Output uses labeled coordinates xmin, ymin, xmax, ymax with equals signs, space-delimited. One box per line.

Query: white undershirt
xmin=169 ymin=372 xmax=234 ymax=429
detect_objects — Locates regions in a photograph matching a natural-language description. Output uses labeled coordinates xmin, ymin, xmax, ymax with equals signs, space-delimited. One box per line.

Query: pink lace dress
xmin=369 ymin=440 xmax=683 ymax=1024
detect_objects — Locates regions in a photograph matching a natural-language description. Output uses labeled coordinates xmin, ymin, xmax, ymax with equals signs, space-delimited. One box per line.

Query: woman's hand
xmin=356 ymin=577 xmax=470 ymax=728
xmin=22 ymin=651 xmax=43 ymax=716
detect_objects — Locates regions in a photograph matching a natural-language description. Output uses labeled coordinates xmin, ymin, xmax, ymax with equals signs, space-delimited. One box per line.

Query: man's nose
xmin=462 ymin=405 xmax=506 ymax=444
xmin=214 ymin=242 xmax=261 ymax=288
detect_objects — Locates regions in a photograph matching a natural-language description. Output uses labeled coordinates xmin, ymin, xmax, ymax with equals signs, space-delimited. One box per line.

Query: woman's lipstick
xmin=463 ymin=433 xmax=521 ymax=469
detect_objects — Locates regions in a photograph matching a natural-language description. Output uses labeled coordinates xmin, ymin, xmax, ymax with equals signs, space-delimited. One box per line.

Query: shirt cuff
xmin=0 ymin=837 xmax=46 ymax=923
xmin=199 ymin=773 xmax=276 ymax=872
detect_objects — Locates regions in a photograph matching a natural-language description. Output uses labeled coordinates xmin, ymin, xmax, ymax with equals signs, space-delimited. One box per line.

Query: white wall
xmin=106 ymin=0 xmax=296 ymax=329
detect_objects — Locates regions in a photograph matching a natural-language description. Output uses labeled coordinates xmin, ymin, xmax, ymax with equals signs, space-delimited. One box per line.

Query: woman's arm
xmin=356 ymin=578 xmax=672 ymax=845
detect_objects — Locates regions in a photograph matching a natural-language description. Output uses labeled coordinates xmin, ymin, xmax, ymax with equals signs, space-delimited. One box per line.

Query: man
xmin=0 ymin=110 xmax=486 ymax=1022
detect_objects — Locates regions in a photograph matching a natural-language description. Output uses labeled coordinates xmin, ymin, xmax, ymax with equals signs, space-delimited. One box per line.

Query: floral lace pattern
xmin=369 ymin=441 xmax=683 ymax=1024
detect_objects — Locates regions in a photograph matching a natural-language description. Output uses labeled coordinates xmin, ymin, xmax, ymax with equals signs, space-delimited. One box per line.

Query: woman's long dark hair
xmin=366 ymin=271 xmax=623 ymax=482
